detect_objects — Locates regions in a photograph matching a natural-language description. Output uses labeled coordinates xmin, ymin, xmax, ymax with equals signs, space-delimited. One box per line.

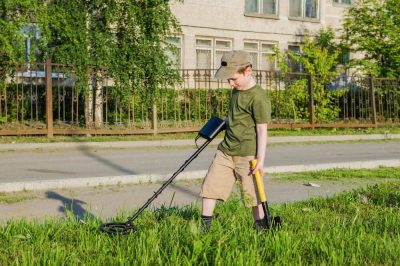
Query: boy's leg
xmin=200 ymin=150 xmax=236 ymax=230
xmin=202 ymin=197 xmax=217 ymax=216
xmin=201 ymin=197 xmax=217 ymax=231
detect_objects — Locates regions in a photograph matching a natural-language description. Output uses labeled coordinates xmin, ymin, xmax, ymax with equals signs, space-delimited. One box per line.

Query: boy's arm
xmin=252 ymin=123 xmax=268 ymax=176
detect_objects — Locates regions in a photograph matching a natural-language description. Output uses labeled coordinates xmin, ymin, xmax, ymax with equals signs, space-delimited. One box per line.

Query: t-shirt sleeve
xmin=252 ymin=89 xmax=271 ymax=124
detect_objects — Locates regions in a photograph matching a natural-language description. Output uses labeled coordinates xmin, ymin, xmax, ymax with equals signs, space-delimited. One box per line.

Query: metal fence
xmin=0 ymin=60 xmax=399 ymax=136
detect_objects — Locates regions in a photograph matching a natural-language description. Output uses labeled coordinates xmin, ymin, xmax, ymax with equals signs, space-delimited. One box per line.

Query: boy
xmin=200 ymin=50 xmax=271 ymax=231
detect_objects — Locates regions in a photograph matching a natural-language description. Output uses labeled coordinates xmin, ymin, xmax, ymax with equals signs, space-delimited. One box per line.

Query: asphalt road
xmin=1 ymin=141 xmax=399 ymax=183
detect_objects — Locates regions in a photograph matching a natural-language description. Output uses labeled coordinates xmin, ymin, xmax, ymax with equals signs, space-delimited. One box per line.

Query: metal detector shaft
xmin=126 ymin=138 xmax=212 ymax=223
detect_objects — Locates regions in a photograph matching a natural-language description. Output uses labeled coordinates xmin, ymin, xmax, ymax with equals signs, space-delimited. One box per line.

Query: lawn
xmin=1 ymin=181 xmax=399 ymax=265
xmin=273 ymin=166 xmax=400 ymax=182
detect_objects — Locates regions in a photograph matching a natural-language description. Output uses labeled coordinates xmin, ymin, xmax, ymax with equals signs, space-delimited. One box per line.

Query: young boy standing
xmin=200 ymin=50 xmax=271 ymax=230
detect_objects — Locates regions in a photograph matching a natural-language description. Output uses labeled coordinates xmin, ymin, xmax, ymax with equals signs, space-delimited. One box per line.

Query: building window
xmin=333 ymin=0 xmax=352 ymax=5
xmin=165 ymin=36 xmax=182 ymax=69
xmin=289 ymin=0 xmax=319 ymax=20
xmin=287 ymin=45 xmax=303 ymax=72
xmin=245 ymin=0 xmax=277 ymax=16
xmin=196 ymin=37 xmax=232 ymax=69
xmin=244 ymin=41 xmax=276 ymax=71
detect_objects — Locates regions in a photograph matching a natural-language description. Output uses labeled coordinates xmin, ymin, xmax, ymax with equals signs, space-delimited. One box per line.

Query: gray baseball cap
xmin=214 ymin=50 xmax=253 ymax=80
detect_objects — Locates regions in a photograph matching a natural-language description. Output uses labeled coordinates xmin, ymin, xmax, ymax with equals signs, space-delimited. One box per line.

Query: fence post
xmin=307 ymin=74 xmax=315 ymax=129
xmin=152 ymin=103 xmax=158 ymax=135
xmin=45 ymin=58 xmax=53 ymax=137
xmin=369 ymin=75 xmax=377 ymax=127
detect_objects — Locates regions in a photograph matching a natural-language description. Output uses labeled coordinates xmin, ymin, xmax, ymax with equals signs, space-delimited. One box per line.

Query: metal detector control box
xmin=198 ymin=116 xmax=226 ymax=140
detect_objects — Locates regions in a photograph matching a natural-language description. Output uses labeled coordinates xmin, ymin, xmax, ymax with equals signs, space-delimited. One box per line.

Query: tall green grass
xmin=1 ymin=182 xmax=399 ymax=265
xmin=275 ymin=166 xmax=400 ymax=182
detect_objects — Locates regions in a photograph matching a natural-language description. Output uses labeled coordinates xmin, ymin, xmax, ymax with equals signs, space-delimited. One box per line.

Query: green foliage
xmin=269 ymin=29 xmax=346 ymax=123
xmin=0 ymin=0 xmax=38 ymax=94
xmin=108 ymin=0 xmax=182 ymax=105
xmin=342 ymin=0 xmax=400 ymax=77
xmin=288 ymin=28 xmax=346 ymax=123
xmin=268 ymin=49 xmax=308 ymax=121
xmin=0 ymin=0 xmax=37 ymax=63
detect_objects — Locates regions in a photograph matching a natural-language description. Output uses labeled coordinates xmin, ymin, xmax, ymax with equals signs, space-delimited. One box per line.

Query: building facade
xmin=169 ymin=0 xmax=352 ymax=71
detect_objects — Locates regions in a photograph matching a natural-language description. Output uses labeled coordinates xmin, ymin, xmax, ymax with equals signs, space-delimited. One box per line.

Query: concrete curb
xmin=2 ymin=159 xmax=399 ymax=192
xmin=1 ymin=134 xmax=399 ymax=151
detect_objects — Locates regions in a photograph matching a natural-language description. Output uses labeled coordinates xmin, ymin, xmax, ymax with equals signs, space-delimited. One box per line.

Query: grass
xmin=273 ymin=166 xmax=400 ymax=182
xmin=0 ymin=126 xmax=399 ymax=144
xmin=0 ymin=191 xmax=37 ymax=204
xmin=1 ymin=181 xmax=399 ymax=265
xmin=268 ymin=126 xmax=400 ymax=136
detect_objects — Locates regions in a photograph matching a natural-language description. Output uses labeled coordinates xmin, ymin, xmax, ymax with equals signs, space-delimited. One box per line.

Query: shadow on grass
xmin=45 ymin=191 xmax=96 ymax=221
xmin=154 ymin=204 xmax=201 ymax=221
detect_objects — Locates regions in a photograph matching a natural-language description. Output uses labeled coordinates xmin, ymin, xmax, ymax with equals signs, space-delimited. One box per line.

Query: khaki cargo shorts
xmin=200 ymin=150 xmax=261 ymax=207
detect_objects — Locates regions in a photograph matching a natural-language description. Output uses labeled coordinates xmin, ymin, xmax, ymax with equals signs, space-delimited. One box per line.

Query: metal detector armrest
xmin=198 ymin=116 xmax=226 ymax=140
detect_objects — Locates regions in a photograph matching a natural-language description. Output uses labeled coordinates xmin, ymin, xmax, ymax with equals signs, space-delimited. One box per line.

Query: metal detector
xmin=100 ymin=116 xmax=226 ymax=234
xmin=251 ymin=159 xmax=282 ymax=229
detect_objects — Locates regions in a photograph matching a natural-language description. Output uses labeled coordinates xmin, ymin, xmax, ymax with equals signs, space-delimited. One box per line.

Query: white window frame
xmin=244 ymin=0 xmax=279 ymax=18
xmin=195 ymin=37 xmax=232 ymax=69
xmin=289 ymin=0 xmax=320 ymax=20
xmin=165 ymin=35 xmax=183 ymax=69
xmin=332 ymin=0 xmax=352 ymax=6
xmin=243 ymin=40 xmax=277 ymax=71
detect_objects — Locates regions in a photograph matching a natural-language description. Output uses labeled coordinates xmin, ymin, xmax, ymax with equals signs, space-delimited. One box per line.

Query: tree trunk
xmin=85 ymin=73 xmax=103 ymax=128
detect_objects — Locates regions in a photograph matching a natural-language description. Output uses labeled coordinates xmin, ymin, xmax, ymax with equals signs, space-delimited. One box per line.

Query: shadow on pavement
xmin=45 ymin=191 xmax=96 ymax=221
xmin=74 ymin=139 xmax=138 ymax=175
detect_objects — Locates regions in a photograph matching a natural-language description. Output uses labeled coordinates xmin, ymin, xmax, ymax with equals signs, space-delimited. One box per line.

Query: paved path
xmin=0 ymin=136 xmax=399 ymax=191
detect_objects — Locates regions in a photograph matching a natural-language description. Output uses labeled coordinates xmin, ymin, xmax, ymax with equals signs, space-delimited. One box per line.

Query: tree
xmin=288 ymin=27 xmax=346 ymax=123
xmin=34 ymin=0 xmax=182 ymax=126
xmin=109 ymin=0 xmax=182 ymax=106
xmin=342 ymin=0 xmax=400 ymax=77
xmin=36 ymin=0 xmax=119 ymax=126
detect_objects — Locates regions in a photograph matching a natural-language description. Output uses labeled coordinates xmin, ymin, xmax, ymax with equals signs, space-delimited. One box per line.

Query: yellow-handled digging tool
xmin=252 ymin=159 xmax=282 ymax=229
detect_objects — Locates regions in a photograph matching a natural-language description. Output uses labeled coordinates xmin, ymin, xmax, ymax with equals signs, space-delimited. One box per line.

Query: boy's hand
xmin=252 ymin=160 xmax=264 ymax=176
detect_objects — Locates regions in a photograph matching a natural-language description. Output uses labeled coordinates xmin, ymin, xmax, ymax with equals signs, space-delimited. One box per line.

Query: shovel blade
xmin=272 ymin=216 xmax=282 ymax=228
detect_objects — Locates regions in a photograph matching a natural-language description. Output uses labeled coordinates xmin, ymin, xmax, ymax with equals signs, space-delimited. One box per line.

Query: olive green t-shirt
xmin=218 ymin=85 xmax=271 ymax=156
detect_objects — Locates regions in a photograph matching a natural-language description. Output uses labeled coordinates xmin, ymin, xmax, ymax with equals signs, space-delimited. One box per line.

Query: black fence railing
xmin=0 ymin=61 xmax=399 ymax=136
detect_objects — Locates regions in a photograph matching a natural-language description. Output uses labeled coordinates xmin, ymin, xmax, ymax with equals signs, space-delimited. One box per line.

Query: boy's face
xmin=227 ymin=67 xmax=253 ymax=90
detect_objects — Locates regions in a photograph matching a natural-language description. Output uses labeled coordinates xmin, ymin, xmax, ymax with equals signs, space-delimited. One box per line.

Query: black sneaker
xmin=200 ymin=215 xmax=212 ymax=233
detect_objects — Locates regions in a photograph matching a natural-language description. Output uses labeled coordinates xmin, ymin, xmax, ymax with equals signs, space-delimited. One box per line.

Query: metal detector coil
xmin=100 ymin=116 xmax=226 ymax=235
